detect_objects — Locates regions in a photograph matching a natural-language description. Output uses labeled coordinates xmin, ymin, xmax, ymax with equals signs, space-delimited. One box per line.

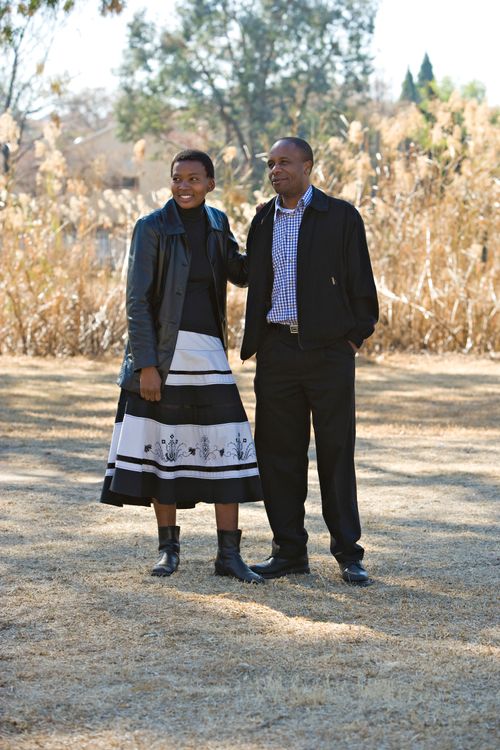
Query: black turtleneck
xmin=177 ymin=202 xmax=221 ymax=339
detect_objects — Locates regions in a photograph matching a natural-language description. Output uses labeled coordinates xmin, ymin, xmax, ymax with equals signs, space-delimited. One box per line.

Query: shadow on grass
xmin=2 ymin=498 xmax=497 ymax=635
xmin=2 ymin=508 xmax=497 ymax=749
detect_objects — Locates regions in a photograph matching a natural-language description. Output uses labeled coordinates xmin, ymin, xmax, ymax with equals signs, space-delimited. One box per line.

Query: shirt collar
xmin=275 ymin=184 xmax=313 ymax=217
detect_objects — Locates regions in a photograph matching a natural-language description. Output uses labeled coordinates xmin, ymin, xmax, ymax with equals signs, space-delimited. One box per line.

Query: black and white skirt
xmin=100 ymin=331 xmax=262 ymax=509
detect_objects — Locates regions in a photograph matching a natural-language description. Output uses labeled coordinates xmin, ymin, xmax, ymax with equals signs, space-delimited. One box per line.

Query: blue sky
xmin=45 ymin=0 xmax=500 ymax=105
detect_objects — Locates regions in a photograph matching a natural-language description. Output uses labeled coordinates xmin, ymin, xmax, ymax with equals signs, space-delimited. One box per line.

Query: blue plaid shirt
xmin=267 ymin=184 xmax=313 ymax=325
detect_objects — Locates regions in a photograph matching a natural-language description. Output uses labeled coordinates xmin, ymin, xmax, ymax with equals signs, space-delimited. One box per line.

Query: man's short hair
xmin=275 ymin=137 xmax=314 ymax=165
xmin=171 ymin=149 xmax=215 ymax=179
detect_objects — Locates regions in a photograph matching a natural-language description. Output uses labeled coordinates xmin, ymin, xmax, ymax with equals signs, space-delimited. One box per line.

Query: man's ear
xmin=304 ymin=161 xmax=313 ymax=176
xmin=208 ymin=178 xmax=216 ymax=192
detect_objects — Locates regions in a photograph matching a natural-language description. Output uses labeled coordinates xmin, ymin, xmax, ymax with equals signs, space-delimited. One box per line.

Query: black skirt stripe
xmin=115 ymin=387 xmax=248 ymax=426
xmin=168 ymin=369 xmax=232 ymax=375
xmin=102 ymin=473 xmax=262 ymax=508
xmin=114 ymin=455 xmax=258 ymax=473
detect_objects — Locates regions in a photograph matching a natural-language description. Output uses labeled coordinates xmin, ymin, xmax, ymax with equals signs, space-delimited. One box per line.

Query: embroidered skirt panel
xmin=100 ymin=331 xmax=262 ymax=508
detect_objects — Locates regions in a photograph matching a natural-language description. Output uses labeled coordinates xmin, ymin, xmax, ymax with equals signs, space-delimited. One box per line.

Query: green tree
xmin=417 ymin=52 xmax=436 ymax=100
xmin=116 ymin=0 xmax=377 ymax=183
xmin=417 ymin=52 xmax=434 ymax=87
xmin=1 ymin=4 xmax=62 ymax=155
xmin=434 ymin=76 xmax=487 ymax=104
xmin=438 ymin=75 xmax=455 ymax=101
xmin=0 ymin=0 xmax=123 ymax=159
xmin=400 ymin=68 xmax=419 ymax=103
xmin=461 ymin=79 xmax=486 ymax=103
xmin=0 ymin=1 xmax=123 ymax=42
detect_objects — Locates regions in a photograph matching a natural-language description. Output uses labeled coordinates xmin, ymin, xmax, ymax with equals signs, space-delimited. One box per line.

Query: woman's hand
xmin=140 ymin=367 xmax=162 ymax=401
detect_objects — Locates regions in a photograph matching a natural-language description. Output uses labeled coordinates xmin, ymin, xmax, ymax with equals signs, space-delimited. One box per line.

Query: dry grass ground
xmin=0 ymin=353 xmax=499 ymax=750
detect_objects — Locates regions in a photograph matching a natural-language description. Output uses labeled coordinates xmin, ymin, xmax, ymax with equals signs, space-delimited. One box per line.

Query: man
xmin=241 ymin=137 xmax=378 ymax=584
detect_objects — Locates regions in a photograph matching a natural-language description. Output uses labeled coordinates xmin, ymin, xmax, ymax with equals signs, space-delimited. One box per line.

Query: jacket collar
xmin=309 ymin=185 xmax=329 ymax=212
xmin=205 ymin=204 xmax=225 ymax=231
xmin=160 ymin=198 xmax=224 ymax=235
xmin=258 ymin=185 xmax=328 ymax=225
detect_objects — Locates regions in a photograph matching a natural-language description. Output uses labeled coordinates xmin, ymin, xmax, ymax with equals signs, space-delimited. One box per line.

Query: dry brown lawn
xmin=1 ymin=353 xmax=499 ymax=750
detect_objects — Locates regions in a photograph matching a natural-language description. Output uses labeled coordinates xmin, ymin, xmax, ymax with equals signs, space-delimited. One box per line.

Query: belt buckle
xmin=289 ymin=324 xmax=299 ymax=334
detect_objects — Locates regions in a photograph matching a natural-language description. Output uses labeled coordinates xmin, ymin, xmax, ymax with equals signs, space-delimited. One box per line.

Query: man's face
xmin=171 ymin=160 xmax=215 ymax=209
xmin=267 ymin=141 xmax=312 ymax=199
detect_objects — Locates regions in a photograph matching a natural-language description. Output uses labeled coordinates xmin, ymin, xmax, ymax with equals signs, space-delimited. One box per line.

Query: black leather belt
xmin=267 ymin=322 xmax=299 ymax=334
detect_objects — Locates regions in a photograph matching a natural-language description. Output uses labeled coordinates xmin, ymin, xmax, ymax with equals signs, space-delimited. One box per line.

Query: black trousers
xmin=254 ymin=326 xmax=364 ymax=564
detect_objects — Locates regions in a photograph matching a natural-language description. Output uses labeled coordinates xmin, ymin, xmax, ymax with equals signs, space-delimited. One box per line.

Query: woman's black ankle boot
xmin=151 ymin=526 xmax=180 ymax=576
xmin=214 ymin=529 xmax=264 ymax=584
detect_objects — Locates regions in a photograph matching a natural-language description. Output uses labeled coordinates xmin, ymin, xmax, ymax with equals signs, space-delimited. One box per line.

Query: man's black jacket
xmin=240 ymin=186 xmax=378 ymax=359
xmin=118 ymin=198 xmax=247 ymax=393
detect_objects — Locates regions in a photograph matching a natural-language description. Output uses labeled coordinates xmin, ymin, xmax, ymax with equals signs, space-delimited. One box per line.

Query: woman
xmin=100 ymin=149 xmax=263 ymax=584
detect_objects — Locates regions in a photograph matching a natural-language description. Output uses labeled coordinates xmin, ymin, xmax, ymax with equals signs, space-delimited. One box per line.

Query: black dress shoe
xmin=152 ymin=525 xmax=180 ymax=577
xmin=338 ymin=560 xmax=371 ymax=585
xmin=250 ymin=554 xmax=310 ymax=579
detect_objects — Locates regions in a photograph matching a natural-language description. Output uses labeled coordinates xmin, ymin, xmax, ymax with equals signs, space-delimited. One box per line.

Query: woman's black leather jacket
xmin=118 ymin=198 xmax=247 ymax=393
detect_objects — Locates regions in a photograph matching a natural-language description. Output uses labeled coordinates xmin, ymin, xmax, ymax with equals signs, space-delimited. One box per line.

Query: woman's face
xmin=171 ymin=160 xmax=215 ymax=209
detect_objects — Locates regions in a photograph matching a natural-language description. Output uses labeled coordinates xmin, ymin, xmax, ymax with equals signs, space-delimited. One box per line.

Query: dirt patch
xmin=1 ymin=353 xmax=499 ymax=749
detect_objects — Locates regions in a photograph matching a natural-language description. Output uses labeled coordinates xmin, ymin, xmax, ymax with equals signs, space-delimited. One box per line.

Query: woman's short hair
xmin=171 ymin=150 xmax=215 ymax=179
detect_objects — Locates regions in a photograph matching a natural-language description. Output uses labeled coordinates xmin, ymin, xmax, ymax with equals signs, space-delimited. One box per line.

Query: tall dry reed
xmin=0 ymin=117 xmax=147 ymax=356
xmin=0 ymin=96 xmax=498 ymax=356
xmin=319 ymin=97 xmax=500 ymax=353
